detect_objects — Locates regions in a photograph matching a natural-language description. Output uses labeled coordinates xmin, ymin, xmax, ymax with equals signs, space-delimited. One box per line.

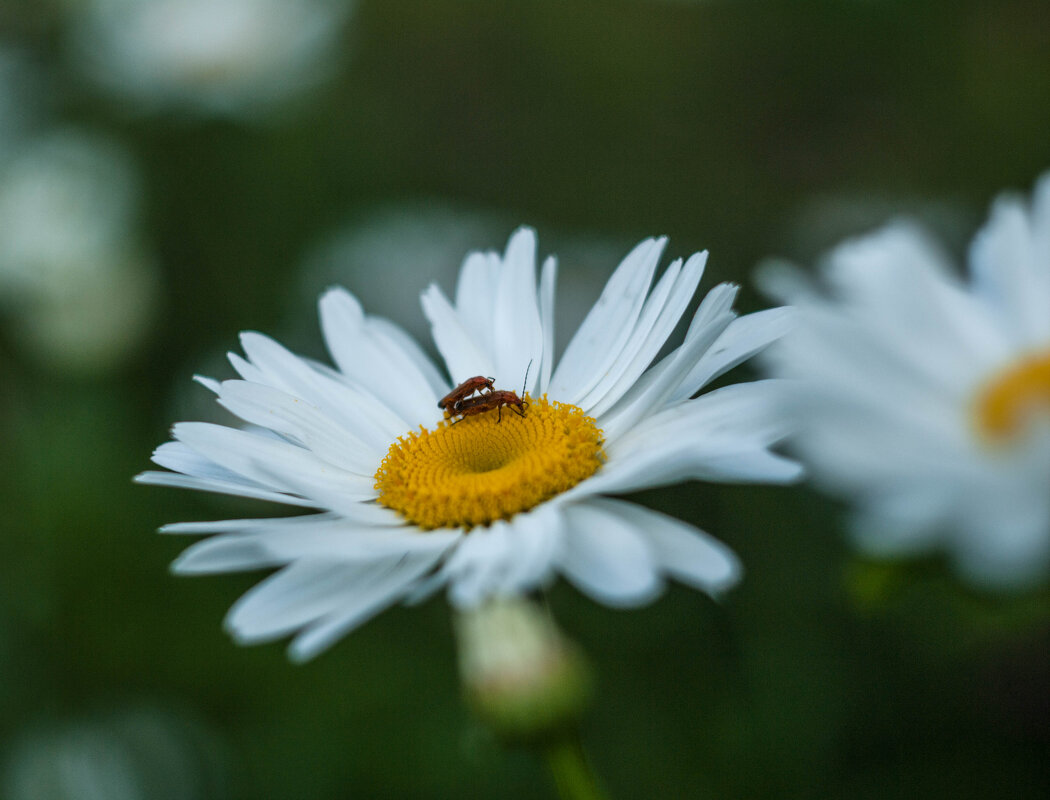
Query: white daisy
xmin=0 ymin=129 xmax=158 ymax=372
xmin=138 ymin=228 xmax=798 ymax=661
xmin=760 ymin=173 xmax=1050 ymax=589
xmin=68 ymin=0 xmax=352 ymax=118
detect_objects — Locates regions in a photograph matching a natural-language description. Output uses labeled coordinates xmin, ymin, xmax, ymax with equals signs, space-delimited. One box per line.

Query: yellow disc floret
xmin=375 ymin=395 xmax=604 ymax=530
xmin=975 ymin=350 xmax=1050 ymax=441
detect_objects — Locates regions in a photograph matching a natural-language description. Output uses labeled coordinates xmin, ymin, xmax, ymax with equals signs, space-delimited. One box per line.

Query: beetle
xmin=438 ymin=375 xmax=495 ymax=410
xmin=450 ymin=389 xmax=527 ymax=424
xmin=448 ymin=361 xmax=532 ymax=424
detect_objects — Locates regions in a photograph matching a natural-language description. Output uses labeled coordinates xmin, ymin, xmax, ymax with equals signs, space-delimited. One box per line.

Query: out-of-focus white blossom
xmin=0 ymin=46 xmax=45 ymax=160
xmin=0 ymin=130 xmax=138 ymax=294
xmin=0 ymin=129 xmax=158 ymax=372
xmin=760 ymin=173 xmax=1050 ymax=589
xmin=781 ymin=191 xmax=973 ymax=266
xmin=2 ymin=705 xmax=225 ymax=800
xmin=9 ymin=248 xmax=159 ymax=373
xmin=298 ymin=204 xmax=629 ymax=345
xmin=67 ymin=0 xmax=354 ymax=119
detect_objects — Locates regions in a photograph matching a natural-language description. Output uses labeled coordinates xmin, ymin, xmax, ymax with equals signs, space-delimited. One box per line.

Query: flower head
xmin=68 ymin=0 xmax=352 ymax=119
xmin=760 ymin=173 xmax=1050 ymax=589
xmin=0 ymin=129 xmax=158 ymax=372
xmin=139 ymin=228 xmax=798 ymax=660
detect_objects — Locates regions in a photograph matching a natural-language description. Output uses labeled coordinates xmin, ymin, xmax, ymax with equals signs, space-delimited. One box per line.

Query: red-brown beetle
xmin=450 ymin=389 xmax=527 ymax=424
xmin=448 ymin=361 xmax=531 ymax=424
xmin=438 ymin=375 xmax=495 ymax=410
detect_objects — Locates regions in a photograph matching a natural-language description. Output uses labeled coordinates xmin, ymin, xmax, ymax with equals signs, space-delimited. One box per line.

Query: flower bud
xmin=455 ymin=596 xmax=593 ymax=743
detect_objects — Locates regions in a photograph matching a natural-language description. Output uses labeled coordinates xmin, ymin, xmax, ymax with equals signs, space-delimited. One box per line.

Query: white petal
xmin=764 ymin=305 xmax=975 ymax=444
xmin=493 ymin=227 xmax=544 ymax=394
xmin=247 ymin=459 xmax=386 ymax=519
xmin=217 ymin=380 xmax=380 ymax=475
xmin=587 ymin=498 xmax=741 ymax=596
xmin=585 ymin=251 xmax=708 ymax=416
xmin=150 ymin=440 xmax=251 ymax=483
xmin=143 ymin=440 xmax=322 ymax=506
xmin=454 ymin=250 xmax=501 ymax=351
xmin=754 ymin=258 xmax=822 ymax=305
xmin=422 ymin=282 xmax=495 ymax=383
xmin=227 ymin=351 xmax=267 ymax=384
xmin=172 ymin=518 xmax=455 ymax=574
xmin=287 ymin=549 xmax=449 ymax=662
xmin=596 ymin=292 xmax=737 ymax=442
xmin=569 ymin=445 xmax=798 ymax=500
xmin=173 ymin=535 xmax=286 ymax=574
xmin=953 ymin=505 xmax=1050 ymax=589
xmin=134 ymin=470 xmax=320 ymax=507
xmin=318 ymin=288 xmax=440 ymax=426
xmin=239 ymin=331 xmax=409 ymax=447
xmin=172 ymin=422 xmax=376 ymax=503
xmin=671 ymin=306 xmax=793 ymax=402
xmin=683 ymin=282 xmax=739 ymax=343
xmin=570 ymin=382 xmax=803 ymax=496
xmin=612 ymin=380 xmax=795 ymax=457
xmin=160 ymin=512 xmax=346 ymax=535
xmin=548 ymin=237 xmax=666 ymax=404
xmin=538 ymin=255 xmax=558 ymax=394
xmin=574 ymin=256 xmax=681 ymax=411
xmin=193 ymin=374 xmax=221 ymax=394
xmin=499 ymin=504 xmax=563 ymax=595
xmin=556 ymin=502 xmax=663 ymax=606
xmin=442 ymin=505 xmax=563 ymax=606
xmin=848 ymin=491 xmax=951 ymax=557
xmin=368 ymin=316 xmax=449 ymax=398
xmin=821 ymin=224 xmax=1011 ymax=379
xmin=970 ymin=195 xmax=1050 ymax=345
xmin=226 ymin=560 xmax=378 ymax=643
xmin=442 ymin=521 xmax=518 ymax=607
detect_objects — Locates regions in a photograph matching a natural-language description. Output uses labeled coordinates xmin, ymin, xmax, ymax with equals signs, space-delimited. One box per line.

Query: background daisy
xmin=760 ymin=173 xmax=1050 ymax=589
xmin=67 ymin=0 xmax=354 ymax=120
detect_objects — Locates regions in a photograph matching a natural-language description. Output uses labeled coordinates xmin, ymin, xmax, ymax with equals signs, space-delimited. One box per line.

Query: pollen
xmin=974 ymin=350 xmax=1050 ymax=441
xmin=374 ymin=395 xmax=604 ymax=530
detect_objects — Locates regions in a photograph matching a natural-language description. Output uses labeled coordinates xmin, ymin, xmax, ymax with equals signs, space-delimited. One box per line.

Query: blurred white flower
xmin=139 ymin=228 xmax=797 ymax=661
xmin=2 ymin=705 xmax=224 ymax=800
xmin=0 ymin=130 xmax=137 ymax=293
xmin=0 ymin=129 xmax=158 ymax=371
xmin=68 ymin=0 xmax=354 ymax=118
xmin=298 ymin=203 xmax=624 ymax=345
xmin=0 ymin=45 xmax=45 ymax=161
xmin=760 ymin=173 xmax=1050 ymax=589
xmin=298 ymin=205 xmax=510 ymax=344
xmin=8 ymin=247 xmax=159 ymax=374
xmin=781 ymin=190 xmax=973 ymax=266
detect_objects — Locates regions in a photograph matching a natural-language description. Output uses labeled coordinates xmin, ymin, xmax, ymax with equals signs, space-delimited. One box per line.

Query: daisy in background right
xmin=759 ymin=173 xmax=1050 ymax=590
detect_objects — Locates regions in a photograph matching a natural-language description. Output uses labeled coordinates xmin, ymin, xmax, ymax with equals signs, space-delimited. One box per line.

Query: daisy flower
xmin=760 ymin=174 xmax=1050 ymax=589
xmin=68 ymin=0 xmax=352 ymax=119
xmin=138 ymin=228 xmax=798 ymax=661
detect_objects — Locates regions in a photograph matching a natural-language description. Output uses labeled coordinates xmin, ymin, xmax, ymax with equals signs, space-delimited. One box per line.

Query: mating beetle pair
xmin=438 ymin=365 xmax=530 ymax=423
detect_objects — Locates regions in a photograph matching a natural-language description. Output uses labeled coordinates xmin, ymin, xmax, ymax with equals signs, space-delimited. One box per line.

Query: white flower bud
xmin=455 ymin=596 xmax=592 ymax=743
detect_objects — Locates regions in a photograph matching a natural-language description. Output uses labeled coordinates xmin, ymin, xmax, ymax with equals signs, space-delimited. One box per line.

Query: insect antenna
xmin=521 ymin=359 xmax=533 ymax=411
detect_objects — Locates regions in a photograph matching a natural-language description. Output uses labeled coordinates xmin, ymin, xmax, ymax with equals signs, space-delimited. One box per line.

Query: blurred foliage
xmin=1 ymin=0 xmax=1050 ymax=798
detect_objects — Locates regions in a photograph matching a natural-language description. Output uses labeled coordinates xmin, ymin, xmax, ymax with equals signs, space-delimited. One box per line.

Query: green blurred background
xmin=1 ymin=1 xmax=1049 ymax=797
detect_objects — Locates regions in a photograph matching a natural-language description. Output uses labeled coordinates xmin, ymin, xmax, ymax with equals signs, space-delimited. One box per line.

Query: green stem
xmin=543 ymin=732 xmax=610 ymax=800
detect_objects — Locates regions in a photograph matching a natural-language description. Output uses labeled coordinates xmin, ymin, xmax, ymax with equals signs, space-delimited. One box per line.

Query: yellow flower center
xmin=374 ymin=395 xmax=604 ymax=530
xmin=974 ymin=350 xmax=1050 ymax=441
